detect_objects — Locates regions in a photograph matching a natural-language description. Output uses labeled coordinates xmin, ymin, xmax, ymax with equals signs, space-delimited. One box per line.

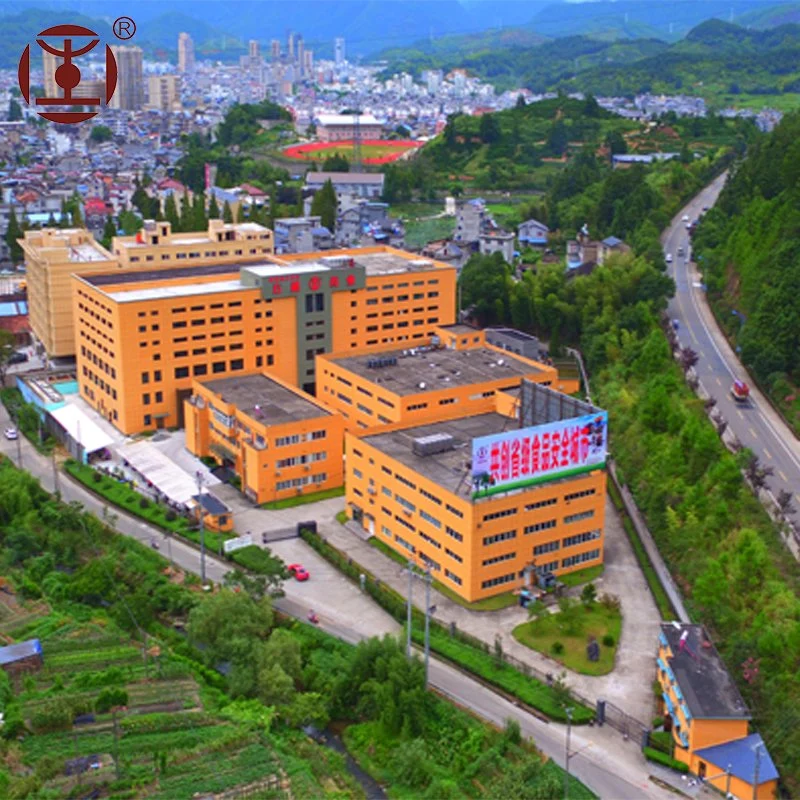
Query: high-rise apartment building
xmin=146 ymin=74 xmax=179 ymax=112
xmin=109 ymin=46 xmax=143 ymax=110
xmin=334 ymin=37 xmax=345 ymax=65
xmin=178 ymin=32 xmax=195 ymax=74
xmin=270 ymin=39 xmax=281 ymax=61
xmin=42 ymin=49 xmax=61 ymax=99
xmin=303 ymin=50 xmax=314 ymax=77
xmin=20 ymin=228 xmax=117 ymax=358
xmin=296 ymin=36 xmax=305 ymax=75
xmin=249 ymin=39 xmax=260 ymax=59
xmin=71 ymin=247 xmax=456 ymax=433
xmin=287 ymin=32 xmax=295 ymax=62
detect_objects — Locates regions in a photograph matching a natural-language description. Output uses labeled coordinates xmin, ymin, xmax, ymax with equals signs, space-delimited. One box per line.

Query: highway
xmin=0 ymin=402 xmax=686 ymax=800
xmin=664 ymin=174 xmax=800 ymax=550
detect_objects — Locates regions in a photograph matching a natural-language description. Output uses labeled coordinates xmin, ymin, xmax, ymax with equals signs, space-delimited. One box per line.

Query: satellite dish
xmin=419 ymin=382 xmax=426 ymax=389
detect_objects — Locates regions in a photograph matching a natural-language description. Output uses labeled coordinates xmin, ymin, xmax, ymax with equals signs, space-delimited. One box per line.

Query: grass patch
xmin=607 ymin=480 xmax=675 ymax=620
xmin=643 ymin=746 xmax=689 ymax=774
xmin=368 ymin=534 xmax=410 ymax=567
xmin=513 ymin=603 xmax=621 ymax=676
xmin=64 ymin=459 xmax=231 ymax=553
xmin=404 ymin=216 xmax=455 ymax=248
xmin=558 ymin=564 xmax=604 ymax=588
xmin=261 ymin=485 xmax=344 ymax=510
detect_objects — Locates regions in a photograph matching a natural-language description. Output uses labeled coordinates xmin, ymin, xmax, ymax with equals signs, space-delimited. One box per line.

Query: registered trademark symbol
xmin=113 ymin=16 xmax=136 ymax=40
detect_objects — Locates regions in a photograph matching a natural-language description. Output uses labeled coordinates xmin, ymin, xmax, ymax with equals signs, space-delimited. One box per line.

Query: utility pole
xmin=196 ymin=470 xmax=206 ymax=585
xmin=52 ymin=449 xmax=59 ymax=495
xmin=726 ymin=764 xmax=732 ymax=798
xmin=423 ymin=568 xmax=433 ymax=688
xmin=752 ymin=742 xmax=763 ymax=800
xmin=564 ymin=707 xmax=574 ymax=800
xmin=405 ymin=560 xmax=413 ymax=657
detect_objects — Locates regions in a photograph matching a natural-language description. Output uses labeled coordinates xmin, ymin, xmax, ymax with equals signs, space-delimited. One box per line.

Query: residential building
xmin=657 ymin=623 xmax=778 ymax=799
xmin=306 ymin=172 xmax=385 ymax=211
xmin=317 ymin=327 xmax=576 ymax=432
xmin=599 ymin=236 xmax=632 ymax=263
xmin=518 ymin=219 xmax=549 ymax=247
xmin=316 ymin=114 xmax=382 ymax=143
xmin=109 ymin=46 xmax=144 ymax=111
xmin=110 ymin=219 xmax=273 ymax=268
xmin=0 ymin=294 xmax=30 ymax=347
xmin=0 ymin=639 xmax=43 ymax=679
xmin=566 ymin=225 xmax=629 ymax=273
xmin=484 ymin=328 xmax=547 ymax=362
xmin=274 ymin=216 xmax=324 ymax=254
xmin=21 ymin=228 xmax=117 ymax=358
xmin=345 ymin=387 xmax=608 ymax=602
xmin=178 ymin=33 xmax=195 ymax=74
xmin=72 ymin=247 xmax=456 ymax=433
xmin=42 ymin=49 xmax=60 ymax=100
xmin=147 ymin=74 xmax=180 ymax=112
xmin=185 ymin=371 xmax=344 ymax=504
xmin=479 ymin=231 xmax=515 ymax=264
xmin=334 ymin=37 xmax=345 ymax=66
xmin=455 ymin=199 xmax=487 ymax=245
xmin=270 ymin=39 xmax=281 ymax=61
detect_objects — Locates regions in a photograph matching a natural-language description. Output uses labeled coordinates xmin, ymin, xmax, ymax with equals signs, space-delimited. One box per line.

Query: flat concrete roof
xmin=107 ymin=279 xmax=245 ymax=303
xmin=203 ymin=373 xmax=329 ymax=426
xmin=439 ymin=324 xmax=480 ymax=334
xmin=289 ymin=251 xmax=447 ymax=277
xmin=362 ymin=413 xmax=505 ymax=494
xmin=329 ymin=345 xmax=544 ymax=397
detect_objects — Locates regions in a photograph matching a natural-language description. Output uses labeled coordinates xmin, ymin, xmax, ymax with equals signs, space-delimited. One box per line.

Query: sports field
xmin=283 ymin=139 xmax=421 ymax=165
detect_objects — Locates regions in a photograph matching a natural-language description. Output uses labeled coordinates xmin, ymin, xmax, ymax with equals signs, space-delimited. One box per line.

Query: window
xmin=483 ymin=552 xmax=516 ymax=566
xmin=562 ymin=530 xmax=601 ymax=548
xmin=419 ymin=530 xmax=441 ymax=549
xmin=154 ymin=370 xmax=162 ymax=382
xmin=155 ymin=391 xmax=163 ymax=403
xmin=174 ymin=366 xmax=189 ymax=379
xmin=445 ymin=525 xmax=463 ymax=542
xmin=439 ymin=397 xmax=457 ymax=406
xmin=483 ymin=507 xmax=517 ymax=522
xmin=481 ymin=573 xmax=516 ymax=589
xmin=565 ymin=510 xmax=595 ymax=525
xmin=212 ymin=361 xmax=226 ymax=374
xmin=395 ymin=494 xmax=416 ymax=513
xmin=142 ymin=393 xmax=151 ymax=405
xmin=524 ymin=519 xmax=557 ymax=535
xmin=396 ymin=474 xmax=416 ymax=490
xmin=395 ymin=534 xmax=416 ymax=554
xmin=408 ymin=402 xmax=428 ymax=411
xmin=525 ymin=497 xmax=557 ymax=511
xmin=230 ymin=359 xmax=244 ymax=371
xmin=446 ymin=504 xmax=464 ymax=519
xmin=445 ymin=569 xmax=462 ymax=585
xmin=562 ymin=549 xmax=600 ymax=569
xmin=353 ymin=468 xmax=363 ymax=479
xmin=564 ymin=488 xmax=597 ymax=502
xmin=419 ymin=487 xmax=441 ymax=505
xmin=419 ymin=509 xmax=441 ymax=529
xmin=445 ymin=547 xmax=463 ymax=563
xmin=483 ymin=530 xmax=516 ymax=546
xmin=143 ymin=414 xmax=152 ymax=426
xmin=193 ymin=364 xmax=207 ymax=376
xmin=534 ymin=541 xmax=560 ymax=556
xmin=141 ymin=371 xmax=149 ymax=384
xmin=172 ymin=320 xmax=187 ymax=329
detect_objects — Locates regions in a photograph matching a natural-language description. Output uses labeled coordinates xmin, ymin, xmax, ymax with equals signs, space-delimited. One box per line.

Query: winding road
xmin=664 ymin=174 xmax=800 ymax=553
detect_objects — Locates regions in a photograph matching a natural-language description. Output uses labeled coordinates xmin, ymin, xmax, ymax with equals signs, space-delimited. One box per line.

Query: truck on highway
xmin=731 ymin=380 xmax=750 ymax=403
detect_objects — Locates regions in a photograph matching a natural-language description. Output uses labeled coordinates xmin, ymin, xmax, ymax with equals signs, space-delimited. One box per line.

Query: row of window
xmin=276 ymin=452 xmax=327 ymax=468
xmin=275 ymin=430 xmax=327 ymax=447
xmin=485 ymin=494 xmax=597 ymax=523
xmin=482 ymin=551 xmax=516 ymax=567
xmin=275 ymin=473 xmax=327 ymax=492
xmin=127 ymin=246 xmax=268 ymax=263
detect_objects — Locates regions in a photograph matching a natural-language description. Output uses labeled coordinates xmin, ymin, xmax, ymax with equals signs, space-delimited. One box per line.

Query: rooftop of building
xmin=288 ymin=250 xmax=447 ymax=276
xmin=116 ymin=220 xmax=270 ymax=248
xmin=21 ymin=228 xmax=113 ymax=262
xmin=316 ymin=113 xmax=381 ymax=126
xmin=660 ymin=623 xmax=750 ymax=720
xmin=438 ymin=323 xmax=480 ymax=334
xmin=327 ymin=344 xmax=545 ymax=397
xmin=306 ymin=171 xmax=384 ymax=185
xmin=486 ymin=327 xmax=540 ymax=343
xmin=694 ymin=734 xmax=779 ymax=785
xmin=361 ymin=413 xmax=515 ymax=495
xmin=202 ymin=373 xmax=330 ymax=425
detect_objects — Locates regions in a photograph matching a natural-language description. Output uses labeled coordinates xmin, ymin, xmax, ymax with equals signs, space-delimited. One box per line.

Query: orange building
xmin=72 ymin=247 xmax=456 ymax=434
xmin=184 ymin=372 xmax=343 ymax=505
xmin=317 ymin=326 xmax=578 ymax=432
xmin=657 ymin=623 xmax=778 ymax=800
xmin=110 ymin=219 xmax=272 ymax=268
xmin=344 ymin=384 xmax=608 ymax=602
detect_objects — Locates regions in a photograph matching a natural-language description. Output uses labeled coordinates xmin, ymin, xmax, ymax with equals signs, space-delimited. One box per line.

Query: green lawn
xmin=261 ymin=486 xmax=345 ymax=510
xmin=369 ymin=537 xmax=518 ymax=610
xmin=559 ymin=564 xmax=604 ymax=588
xmin=404 ymin=216 xmax=455 ymax=248
xmin=513 ymin=604 xmax=622 ymax=676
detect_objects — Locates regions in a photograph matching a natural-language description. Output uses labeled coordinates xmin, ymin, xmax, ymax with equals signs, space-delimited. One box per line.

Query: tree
xmin=283 ymin=692 xmax=329 ymax=729
xmin=458 ymin=253 xmax=510 ymax=326
xmin=479 ymin=113 xmax=501 ymax=144
xmin=208 ymin=193 xmax=220 ymax=220
xmin=222 ymin=200 xmax=234 ymax=223
xmin=260 ymin=628 xmax=302 ymax=681
xmin=0 ymin=329 xmax=17 ymax=387
xmin=8 ymin=99 xmax=22 ymax=121
xmin=679 ymin=347 xmax=699 ymax=372
xmin=100 ymin=217 xmax=117 ymax=250
xmin=164 ymin=193 xmax=180 ymax=231
xmin=90 ymin=125 xmax=113 ymax=143
xmin=546 ymin=120 xmax=569 ymax=157
xmin=323 ymin=154 xmax=350 ymax=172
xmin=4 ymin=207 xmax=23 ymax=264
xmin=605 ymin=130 xmax=627 ymax=157
xmin=310 ymin=179 xmax=336 ymax=231
xmin=515 ymin=94 xmax=526 ymax=109
xmin=118 ymin=209 xmax=141 ymax=236
xmin=580 ymin=582 xmax=597 ymax=607
xmin=257 ymin=662 xmax=295 ymax=706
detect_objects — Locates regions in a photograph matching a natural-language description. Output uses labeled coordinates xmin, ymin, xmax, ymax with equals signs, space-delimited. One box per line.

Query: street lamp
xmin=564 ymin=707 xmax=574 ymax=800
xmin=731 ymin=309 xmax=746 ymax=353
xmin=195 ymin=470 xmax=206 ymax=586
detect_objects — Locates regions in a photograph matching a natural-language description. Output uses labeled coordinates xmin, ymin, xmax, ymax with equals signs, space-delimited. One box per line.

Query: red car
xmin=287 ymin=563 xmax=310 ymax=582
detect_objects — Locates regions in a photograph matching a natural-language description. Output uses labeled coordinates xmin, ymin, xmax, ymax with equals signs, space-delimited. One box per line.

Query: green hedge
xmin=643 ymin=747 xmax=689 ymax=773
xmin=299 ymin=527 xmax=593 ymax=723
xmin=229 ymin=545 xmax=286 ymax=576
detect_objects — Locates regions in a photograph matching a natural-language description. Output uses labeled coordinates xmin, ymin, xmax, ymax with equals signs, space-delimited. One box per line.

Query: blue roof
xmin=193 ymin=493 xmax=229 ymax=516
xmin=519 ymin=236 xmax=548 ymax=245
xmin=0 ymin=301 xmax=26 ymax=317
xmin=0 ymin=639 xmax=42 ymax=666
xmin=602 ymin=236 xmax=623 ymax=247
xmin=311 ymin=226 xmax=331 ymax=236
xmin=695 ymin=734 xmax=778 ymax=785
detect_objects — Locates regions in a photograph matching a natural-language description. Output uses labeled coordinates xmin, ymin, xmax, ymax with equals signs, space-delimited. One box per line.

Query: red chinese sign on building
xmin=472 ymin=412 xmax=607 ymax=497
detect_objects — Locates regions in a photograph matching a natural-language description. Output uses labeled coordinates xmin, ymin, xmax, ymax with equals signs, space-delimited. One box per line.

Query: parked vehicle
xmin=288 ymin=563 xmax=310 ymax=581
xmin=731 ymin=380 xmax=750 ymax=403
xmin=7 ymin=352 xmax=28 ymax=365
xmin=665 ymin=253 xmax=673 ymax=263
xmin=307 ymin=609 xmax=319 ymax=624
xmin=4 ymin=427 xmax=18 ymax=440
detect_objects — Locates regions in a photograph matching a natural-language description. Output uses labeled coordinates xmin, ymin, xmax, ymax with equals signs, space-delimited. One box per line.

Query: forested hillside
xmin=693 ymin=112 xmax=800 ymax=434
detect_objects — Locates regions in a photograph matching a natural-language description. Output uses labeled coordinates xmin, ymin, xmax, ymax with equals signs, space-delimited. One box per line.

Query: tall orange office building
xmin=317 ymin=326 xmax=578 ymax=432
xmin=72 ymin=247 xmax=456 ymax=434
xmin=345 ymin=382 xmax=608 ymax=602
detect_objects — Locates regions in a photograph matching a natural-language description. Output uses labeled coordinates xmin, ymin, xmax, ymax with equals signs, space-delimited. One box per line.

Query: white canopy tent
xmin=117 ymin=440 xmax=200 ymax=506
xmin=50 ymin=404 xmax=114 ymax=456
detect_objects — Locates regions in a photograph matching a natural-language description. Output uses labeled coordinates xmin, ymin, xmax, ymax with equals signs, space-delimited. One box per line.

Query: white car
xmin=4 ymin=427 xmax=18 ymax=440
xmin=682 ymin=214 xmax=690 ymax=222
xmin=665 ymin=253 xmax=673 ymax=263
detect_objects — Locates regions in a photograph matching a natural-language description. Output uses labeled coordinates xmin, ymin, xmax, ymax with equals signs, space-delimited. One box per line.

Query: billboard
xmin=223 ymin=534 xmax=253 ymax=554
xmin=471 ymin=411 xmax=607 ymax=498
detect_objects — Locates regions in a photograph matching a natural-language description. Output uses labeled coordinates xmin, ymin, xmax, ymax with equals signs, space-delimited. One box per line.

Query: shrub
xmin=599 ymin=593 xmax=621 ymax=611
xmin=580 ymin=582 xmax=597 ymax=606
xmin=602 ymin=634 xmax=615 ymax=647
xmin=230 ymin=545 xmax=285 ymax=577
xmin=643 ymin=746 xmax=689 ymax=773
xmin=95 ymin=687 xmax=129 ymax=713
xmin=165 ymin=510 xmax=177 ymax=522
xmin=503 ymin=718 xmax=522 ymax=746
xmin=92 ymin=471 xmax=103 ymax=483
xmin=139 ymin=497 xmax=150 ymax=509
xmin=551 ymin=641 xmax=565 ymax=655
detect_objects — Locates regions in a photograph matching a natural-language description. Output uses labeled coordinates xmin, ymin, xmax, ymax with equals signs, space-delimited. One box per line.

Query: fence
xmin=599 ymin=698 xmax=649 ymax=744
